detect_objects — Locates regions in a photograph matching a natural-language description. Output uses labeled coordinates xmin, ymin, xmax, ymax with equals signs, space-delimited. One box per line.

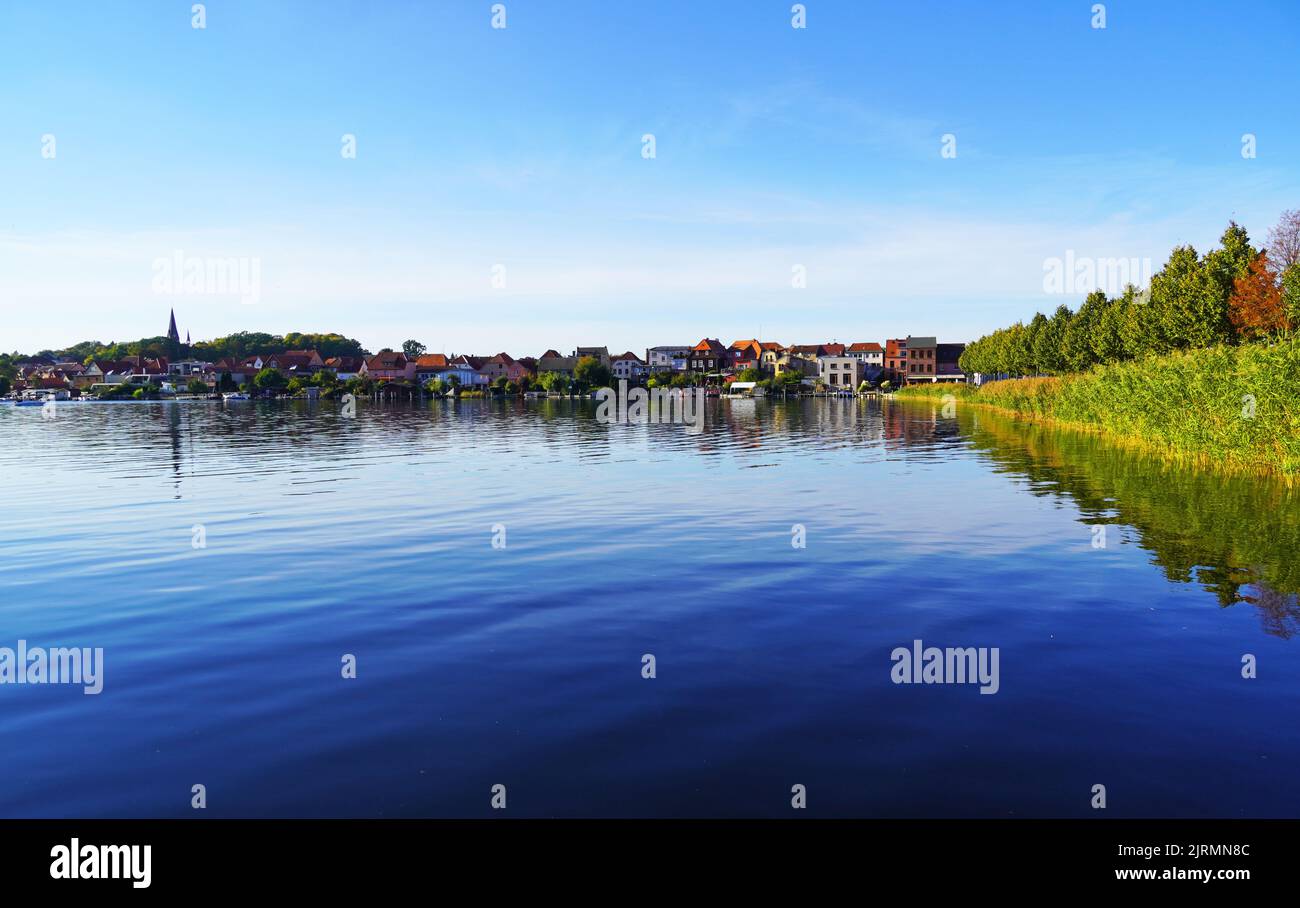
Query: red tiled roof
xmin=366 ymin=352 xmax=408 ymax=370
xmin=848 ymin=342 xmax=883 ymax=352
xmin=692 ymin=338 xmax=728 ymax=354
xmin=414 ymin=354 xmax=449 ymax=369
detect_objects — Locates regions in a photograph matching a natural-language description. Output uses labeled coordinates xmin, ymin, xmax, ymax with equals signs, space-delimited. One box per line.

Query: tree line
xmin=28 ymin=331 xmax=369 ymax=364
xmin=959 ymin=212 xmax=1300 ymax=377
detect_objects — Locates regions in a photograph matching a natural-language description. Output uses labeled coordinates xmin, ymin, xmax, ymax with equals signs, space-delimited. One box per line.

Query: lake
xmin=1 ymin=396 xmax=1296 ymax=817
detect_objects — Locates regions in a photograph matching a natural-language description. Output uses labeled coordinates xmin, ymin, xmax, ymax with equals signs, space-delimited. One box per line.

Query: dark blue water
xmin=1 ymin=397 xmax=1297 ymax=817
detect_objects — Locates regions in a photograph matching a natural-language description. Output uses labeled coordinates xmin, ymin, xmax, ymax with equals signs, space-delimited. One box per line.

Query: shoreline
xmin=894 ymin=341 xmax=1300 ymax=482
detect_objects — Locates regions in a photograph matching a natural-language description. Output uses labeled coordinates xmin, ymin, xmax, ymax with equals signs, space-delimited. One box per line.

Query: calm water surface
xmin=1 ymin=397 xmax=1297 ymax=817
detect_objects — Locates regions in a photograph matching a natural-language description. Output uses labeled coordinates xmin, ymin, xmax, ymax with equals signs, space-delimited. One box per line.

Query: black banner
xmin=0 ymin=819 xmax=1282 ymax=894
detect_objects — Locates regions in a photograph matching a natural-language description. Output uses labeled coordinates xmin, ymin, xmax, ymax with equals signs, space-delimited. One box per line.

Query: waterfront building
xmin=818 ymin=356 xmax=865 ymax=390
xmin=904 ymin=336 xmax=937 ymax=382
xmin=610 ymin=352 xmax=647 ymax=381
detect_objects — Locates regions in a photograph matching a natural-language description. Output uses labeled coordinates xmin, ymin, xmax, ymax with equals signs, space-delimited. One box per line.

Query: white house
xmin=818 ymin=356 xmax=864 ymax=390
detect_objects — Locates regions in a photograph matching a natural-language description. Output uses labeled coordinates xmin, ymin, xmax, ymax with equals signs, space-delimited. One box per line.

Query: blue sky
xmin=2 ymin=0 xmax=1298 ymax=355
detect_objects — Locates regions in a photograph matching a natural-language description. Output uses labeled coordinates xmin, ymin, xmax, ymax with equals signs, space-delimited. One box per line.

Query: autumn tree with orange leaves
xmin=1228 ymin=252 xmax=1289 ymax=340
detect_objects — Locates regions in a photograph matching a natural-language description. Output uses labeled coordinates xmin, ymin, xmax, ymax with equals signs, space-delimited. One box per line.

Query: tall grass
xmin=895 ymin=338 xmax=1300 ymax=477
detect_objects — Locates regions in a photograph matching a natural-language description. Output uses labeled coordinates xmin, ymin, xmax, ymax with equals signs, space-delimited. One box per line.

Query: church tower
xmin=167 ymin=309 xmax=181 ymax=359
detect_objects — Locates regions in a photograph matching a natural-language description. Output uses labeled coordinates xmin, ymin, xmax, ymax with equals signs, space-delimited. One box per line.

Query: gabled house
xmin=770 ymin=352 xmax=819 ymax=380
xmin=323 ymin=356 xmax=365 ymax=380
xmin=537 ymin=354 xmax=579 ymax=377
xmin=436 ymin=354 xmax=488 ymax=387
xmin=846 ymin=342 xmax=884 ymax=367
xmin=688 ymin=338 xmax=728 ymax=372
xmin=362 ymin=351 xmax=415 ymax=381
xmin=759 ymin=344 xmax=787 ymax=372
xmin=786 ymin=344 xmax=824 ymax=361
xmin=266 ymin=350 xmax=324 ymax=376
xmin=210 ymin=357 xmax=251 ymax=385
xmin=121 ymin=355 xmax=170 ymax=377
xmin=610 ymin=351 xmax=647 ymax=381
xmin=479 ymin=352 xmax=530 ymax=384
xmin=412 ymin=354 xmax=450 ymax=383
xmin=87 ymin=360 xmax=138 ymax=385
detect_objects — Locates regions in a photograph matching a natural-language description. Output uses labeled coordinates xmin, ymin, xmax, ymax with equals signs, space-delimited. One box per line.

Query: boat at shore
xmin=222 ymin=392 xmax=251 ymax=401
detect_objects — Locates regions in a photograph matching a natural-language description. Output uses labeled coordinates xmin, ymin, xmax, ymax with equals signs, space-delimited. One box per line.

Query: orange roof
xmin=414 ymin=354 xmax=450 ymax=368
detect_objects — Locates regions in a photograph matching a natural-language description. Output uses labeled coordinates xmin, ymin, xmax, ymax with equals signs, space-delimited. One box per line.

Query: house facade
xmin=645 ymin=346 xmax=691 ymax=372
xmin=480 ymin=352 xmax=530 ymax=384
xmin=846 ymin=342 xmax=884 ymax=367
xmin=610 ymin=352 xmax=647 ymax=381
xmin=363 ymin=352 xmax=416 ymax=381
xmin=266 ymin=350 xmax=324 ymax=376
xmin=688 ymin=338 xmax=729 ymax=372
xmin=537 ymin=354 xmax=578 ymax=377
xmin=324 ymin=356 xmax=366 ymax=380
xmin=771 ymin=353 xmax=818 ymax=381
xmin=819 ymin=356 xmax=865 ymax=390
xmin=936 ymin=343 xmax=967 ymax=382
xmin=884 ymin=338 xmax=908 ymax=381
xmin=904 ymin=336 xmax=937 ymax=382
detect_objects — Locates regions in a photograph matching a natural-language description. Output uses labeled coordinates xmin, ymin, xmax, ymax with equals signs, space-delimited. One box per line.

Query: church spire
xmin=167 ymin=309 xmax=180 ymax=344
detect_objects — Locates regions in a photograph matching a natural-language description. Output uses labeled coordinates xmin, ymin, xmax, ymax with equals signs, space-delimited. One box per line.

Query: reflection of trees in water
xmin=1242 ymin=584 xmax=1300 ymax=640
xmin=959 ymin=406 xmax=1300 ymax=637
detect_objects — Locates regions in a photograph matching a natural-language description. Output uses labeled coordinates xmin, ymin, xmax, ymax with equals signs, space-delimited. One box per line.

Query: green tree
xmin=572 ymin=356 xmax=611 ymax=391
xmin=1205 ymin=221 xmax=1258 ymax=326
xmin=1150 ymin=244 xmax=1228 ymax=349
xmin=538 ymin=371 xmax=569 ymax=393
xmin=402 ymin=340 xmax=426 ymax=357
xmin=253 ymin=367 xmax=287 ymax=392
xmin=1282 ymin=262 xmax=1300 ymax=334
xmin=187 ymin=378 xmax=209 ymax=394
xmin=1033 ymin=304 xmax=1072 ymax=374
xmin=1063 ymin=291 xmax=1105 ymax=372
